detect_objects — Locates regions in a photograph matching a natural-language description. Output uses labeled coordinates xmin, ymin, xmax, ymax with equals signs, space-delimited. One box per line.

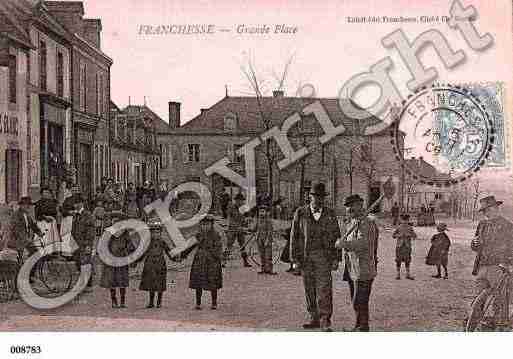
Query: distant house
xmin=109 ymin=102 xmax=161 ymax=187
xmin=157 ymin=91 xmax=405 ymax=215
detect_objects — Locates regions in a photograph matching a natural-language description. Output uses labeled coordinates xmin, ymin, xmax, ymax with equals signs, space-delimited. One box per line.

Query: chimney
xmin=273 ymin=90 xmax=284 ymax=98
xmin=44 ymin=1 xmax=85 ymax=35
xmin=200 ymin=108 xmax=208 ymax=114
xmin=168 ymin=102 xmax=181 ymax=129
xmin=83 ymin=19 xmax=102 ymax=49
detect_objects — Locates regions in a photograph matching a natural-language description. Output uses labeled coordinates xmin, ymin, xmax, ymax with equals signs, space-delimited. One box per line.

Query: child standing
xmin=392 ymin=214 xmax=417 ymax=280
xmin=99 ymin=212 xmax=135 ymax=308
xmin=138 ymin=223 xmax=174 ymax=308
xmin=93 ymin=199 xmax=107 ymax=239
xmin=186 ymin=215 xmax=223 ymax=310
xmin=426 ymin=223 xmax=451 ymax=279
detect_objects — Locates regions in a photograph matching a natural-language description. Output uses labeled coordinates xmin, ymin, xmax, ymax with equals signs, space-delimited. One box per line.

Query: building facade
xmin=0 ymin=4 xmax=32 ymax=209
xmin=109 ymin=102 xmax=161 ymax=188
xmin=44 ymin=1 xmax=112 ymax=201
xmin=157 ymin=93 xmax=405 ymax=215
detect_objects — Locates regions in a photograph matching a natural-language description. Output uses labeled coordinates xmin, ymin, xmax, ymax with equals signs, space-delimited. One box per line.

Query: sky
xmin=73 ymin=0 xmax=513 ymax=127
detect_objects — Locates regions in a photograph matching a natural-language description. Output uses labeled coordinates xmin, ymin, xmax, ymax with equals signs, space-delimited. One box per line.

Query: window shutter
xmin=183 ymin=144 xmax=189 ymax=163
xmin=166 ymin=144 xmax=171 ymax=167
xmin=196 ymin=144 xmax=201 ymax=162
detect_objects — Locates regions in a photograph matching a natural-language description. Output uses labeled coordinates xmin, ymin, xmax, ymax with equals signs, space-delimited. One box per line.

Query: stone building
xmin=109 ymin=102 xmax=161 ymax=188
xmin=157 ymin=92 xmax=404 ymax=215
xmin=0 ymin=2 xmax=32 ymax=210
xmin=44 ymin=1 xmax=113 ymax=200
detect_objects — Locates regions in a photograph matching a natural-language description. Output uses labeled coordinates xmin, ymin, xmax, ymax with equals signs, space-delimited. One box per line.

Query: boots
xmin=119 ymin=288 xmax=127 ymax=308
xmin=156 ymin=292 xmax=163 ymax=308
xmin=395 ymin=268 xmax=401 ymax=280
xmin=406 ymin=267 xmax=414 ymax=280
xmin=110 ymin=289 xmax=118 ymax=308
xmin=146 ymin=291 xmax=155 ymax=308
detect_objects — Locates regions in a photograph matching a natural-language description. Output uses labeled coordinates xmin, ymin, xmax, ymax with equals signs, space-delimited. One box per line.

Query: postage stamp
xmin=391 ymin=83 xmax=501 ymax=186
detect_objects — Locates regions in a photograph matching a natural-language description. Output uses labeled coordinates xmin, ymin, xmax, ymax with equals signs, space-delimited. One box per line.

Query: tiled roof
xmin=404 ymin=158 xmax=451 ymax=181
xmin=169 ymin=96 xmax=385 ymax=136
xmin=0 ymin=0 xmax=34 ymax=48
xmin=121 ymin=105 xmax=169 ymax=131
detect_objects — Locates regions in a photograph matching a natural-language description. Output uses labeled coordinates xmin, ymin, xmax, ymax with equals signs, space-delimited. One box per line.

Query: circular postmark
xmin=391 ymin=84 xmax=494 ymax=186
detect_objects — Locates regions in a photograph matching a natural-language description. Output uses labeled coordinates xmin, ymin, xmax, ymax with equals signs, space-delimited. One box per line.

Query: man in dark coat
xmin=336 ymin=194 xmax=379 ymax=332
xmin=290 ymin=183 xmax=341 ymax=331
xmin=71 ymin=194 xmax=96 ymax=291
xmin=391 ymin=202 xmax=399 ymax=226
xmin=468 ymin=196 xmax=513 ymax=330
xmin=8 ymin=197 xmax=44 ymax=283
xmin=219 ymin=190 xmax=230 ymax=219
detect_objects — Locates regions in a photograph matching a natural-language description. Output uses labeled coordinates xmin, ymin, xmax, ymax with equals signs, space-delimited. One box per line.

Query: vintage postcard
xmin=1 ymin=0 xmax=513 ymax=357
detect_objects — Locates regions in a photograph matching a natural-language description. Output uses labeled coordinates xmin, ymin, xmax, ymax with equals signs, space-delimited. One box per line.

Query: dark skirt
xmin=426 ymin=245 xmax=448 ymax=266
xmin=139 ymin=254 xmax=167 ymax=292
xmin=189 ymin=249 xmax=222 ymax=291
xmin=395 ymin=245 xmax=411 ymax=264
xmin=100 ymin=264 xmax=130 ymax=288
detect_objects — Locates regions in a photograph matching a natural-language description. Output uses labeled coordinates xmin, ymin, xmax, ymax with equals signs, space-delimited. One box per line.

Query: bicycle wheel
xmin=248 ymin=231 xmax=288 ymax=267
xmin=466 ymin=273 xmax=509 ymax=332
xmin=39 ymin=257 xmax=74 ymax=295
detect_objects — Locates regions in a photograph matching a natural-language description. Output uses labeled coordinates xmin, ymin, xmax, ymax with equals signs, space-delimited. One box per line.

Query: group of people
xmin=1 ymin=176 xmax=512 ymax=331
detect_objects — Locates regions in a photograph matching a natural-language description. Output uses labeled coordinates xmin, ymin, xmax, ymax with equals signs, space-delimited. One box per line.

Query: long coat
xmin=290 ymin=205 xmax=340 ymax=266
xmin=7 ymin=209 xmax=42 ymax=253
xmin=188 ymin=229 xmax=223 ymax=291
xmin=342 ymin=216 xmax=379 ymax=281
xmin=426 ymin=232 xmax=451 ymax=266
xmin=139 ymin=237 xmax=170 ymax=292
xmin=100 ymin=230 xmax=135 ymax=288
xmin=71 ymin=209 xmax=96 ymax=265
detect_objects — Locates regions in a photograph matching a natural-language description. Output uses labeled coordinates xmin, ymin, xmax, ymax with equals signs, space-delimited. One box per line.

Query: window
xmin=183 ymin=144 xmax=200 ymax=163
xmin=224 ymin=113 xmax=237 ymax=131
xmin=39 ymin=41 xmax=47 ymax=91
xmin=57 ymin=52 xmax=64 ymax=97
xmin=80 ymin=64 xmax=86 ymax=111
xmin=96 ymin=73 xmax=103 ymax=116
xmin=8 ymin=55 xmax=16 ymax=103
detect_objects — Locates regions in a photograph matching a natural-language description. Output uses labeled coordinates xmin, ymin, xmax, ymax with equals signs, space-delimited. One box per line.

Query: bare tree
xmin=239 ymin=53 xmax=295 ymax=200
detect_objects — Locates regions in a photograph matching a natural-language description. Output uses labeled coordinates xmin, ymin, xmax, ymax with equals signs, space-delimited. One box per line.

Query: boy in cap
xmin=71 ymin=194 xmax=96 ymax=291
xmin=392 ymin=214 xmax=416 ymax=280
xmin=252 ymin=203 xmax=276 ymax=275
xmin=426 ymin=223 xmax=451 ymax=279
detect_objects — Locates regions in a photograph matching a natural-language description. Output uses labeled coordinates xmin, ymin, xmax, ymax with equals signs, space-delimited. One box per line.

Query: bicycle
xmin=221 ymin=227 xmax=289 ymax=268
xmin=465 ymin=264 xmax=512 ymax=332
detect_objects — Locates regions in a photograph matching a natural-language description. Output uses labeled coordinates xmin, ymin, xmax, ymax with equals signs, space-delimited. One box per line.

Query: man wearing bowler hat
xmin=336 ymin=194 xmax=379 ymax=332
xmin=290 ymin=182 xmax=341 ymax=331
xmin=467 ymin=195 xmax=513 ymax=331
xmin=71 ymin=193 xmax=96 ymax=291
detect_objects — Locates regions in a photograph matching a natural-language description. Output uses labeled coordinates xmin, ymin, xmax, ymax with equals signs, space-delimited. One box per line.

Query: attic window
xmin=224 ymin=113 xmax=237 ymax=131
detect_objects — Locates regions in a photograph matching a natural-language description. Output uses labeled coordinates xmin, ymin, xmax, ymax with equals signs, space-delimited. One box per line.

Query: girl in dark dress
xmin=426 ymin=223 xmax=451 ymax=279
xmin=99 ymin=212 xmax=135 ymax=308
xmin=138 ymin=223 xmax=173 ymax=308
xmin=184 ymin=215 xmax=223 ymax=310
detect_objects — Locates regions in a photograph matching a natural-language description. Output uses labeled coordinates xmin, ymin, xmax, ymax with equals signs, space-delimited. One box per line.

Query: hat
xmin=436 ymin=223 xmax=448 ymax=231
xmin=18 ymin=196 xmax=34 ymax=206
xmin=310 ymin=183 xmax=328 ymax=197
xmin=344 ymin=194 xmax=364 ymax=206
xmin=200 ymin=214 xmax=216 ymax=223
xmin=400 ymin=213 xmax=410 ymax=220
xmin=234 ymin=193 xmax=245 ymax=201
xmin=478 ymin=195 xmax=503 ymax=212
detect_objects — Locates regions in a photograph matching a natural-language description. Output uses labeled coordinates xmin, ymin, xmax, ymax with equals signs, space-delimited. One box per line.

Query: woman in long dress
xmin=99 ymin=212 xmax=135 ymax=308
